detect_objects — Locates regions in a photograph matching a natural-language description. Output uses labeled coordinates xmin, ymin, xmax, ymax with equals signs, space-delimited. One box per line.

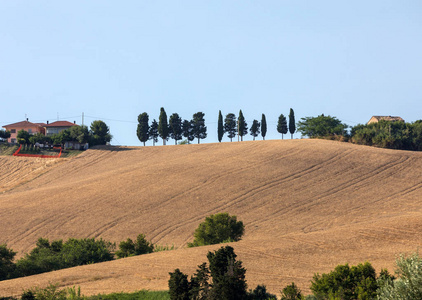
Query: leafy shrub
xmin=115 ymin=234 xmax=154 ymax=258
xmin=311 ymin=262 xmax=378 ymax=300
xmin=60 ymin=238 xmax=115 ymax=267
xmin=15 ymin=238 xmax=64 ymax=276
xmin=377 ymin=252 xmax=422 ymax=300
xmin=188 ymin=213 xmax=244 ymax=247
xmin=15 ymin=237 xmax=114 ymax=278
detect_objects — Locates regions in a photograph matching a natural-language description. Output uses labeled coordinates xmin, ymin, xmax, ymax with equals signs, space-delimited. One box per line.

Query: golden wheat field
xmin=1 ymin=139 xmax=422 ymax=297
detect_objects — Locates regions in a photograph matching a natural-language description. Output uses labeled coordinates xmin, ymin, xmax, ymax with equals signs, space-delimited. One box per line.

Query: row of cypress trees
xmin=137 ymin=108 xmax=296 ymax=146
xmin=137 ymin=108 xmax=207 ymax=146
xmin=217 ymin=110 xmax=268 ymax=142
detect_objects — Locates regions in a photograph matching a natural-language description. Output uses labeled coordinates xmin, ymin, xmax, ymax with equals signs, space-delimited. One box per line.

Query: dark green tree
xmin=207 ymin=246 xmax=248 ymax=300
xmin=17 ymin=129 xmax=30 ymax=144
xmin=288 ymin=108 xmax=296 ymax=139
xmin=115 ymin=234 xmax=154 ymax=258
xmin=51 ymin=130 xmax=70 ymax=146
xmin=218 ymin=110 xmax=224 ymax=143
xmin=250 ymin=120 xmax=260 ymax=141
xmin=169 ymin=269 xmax=190 ymax=300
xmin=277 ymin=114 xmax=288 ymax=139
xmin=224 ymin=113 xmax=237 ymax=142
xmin=311 ymin=262 xmax=377 ymax=300
xmin=298 ymin=115 xmax=348 ymax=138
xmin=182 ymin=119 xmax=194 ymax=144
xmin=158 ymin=107 xmax=169 ymax=145
xmin=90 ymin=120 xmax=112 ymax=145
xmin=0 ymin=244 xmax=16 ymax=281
xmin=149 ymin=119 xmax=159 ymax=146
xmin=15 ymin=238 xmax=63 ymax=276
xmin=237 ymin=110 xmax=248 ymax=141
xmin=190 ymin=262 xmax=211 ymax=299
xmin=188 ymin=213 xmax=244 ymax=247
xmin=137 ymin=113 xmax=149 ymax=146
xmin=280 ymin=282 xmax=302 ymax=300
xmin=169 ymin=113 xmax=183 ymax=145
xmin=59 ymin=238 xmax=114 ymax=268
xmin=0 ymin=129 xmax=11 ymax=142
xmin=29 ymin=133 xmax=47 ymax=146
xmin=261 ymin=114 xmax=267 ymax=140
xmin=192 ymin=112 xmax=207 ymax=144
xmin=248 ymin=285 xmax=276 ymax=300
xmin=70 ymin=125 xmax=90 ymax=144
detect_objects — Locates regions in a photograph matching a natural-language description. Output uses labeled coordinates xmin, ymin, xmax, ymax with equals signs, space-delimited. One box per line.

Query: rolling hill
xmin=1 ymin=139 xmax=422 ymax=297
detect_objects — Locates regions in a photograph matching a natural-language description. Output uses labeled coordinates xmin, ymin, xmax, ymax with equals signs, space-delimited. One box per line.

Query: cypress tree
xmin=237 ymin=110 xmax=248 ymax=141
xmin=217 ymin=110 xmax=224 ymax=142
xmin=277 ymin=114 xmax=288 ymax=139
xmin=224 ymin=113 xmax=236 ymax=142
xmin=149 ymin=119 xmax=159 ymax=146
xmin=158 ymin=107 xmax=169 ymax=145
xmin=289 ymin=108 xmax=296 ymax=139
xmin=261 ymin=113 xmax=267 ymax=140
xmin=182 ymin=119 xmax=194 ymax=144
xmin=169 ymin=113 xmax=183 ymax=145
xmin=250 ymin=119 xmax=260 ymax=141
xmin=137 ymin=112 xmax=149 ymax=146
xmin=192 ymin=112 xmax=207 ymax=144
xmin=207 ymin=246 xmax=248 ymax=300
xmin=168 ymin=269 xmax=190 ymax=300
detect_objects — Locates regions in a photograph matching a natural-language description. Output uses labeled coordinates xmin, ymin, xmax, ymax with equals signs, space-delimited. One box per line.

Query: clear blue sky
xmin=1 ymin=1 xmax=421 ymax=146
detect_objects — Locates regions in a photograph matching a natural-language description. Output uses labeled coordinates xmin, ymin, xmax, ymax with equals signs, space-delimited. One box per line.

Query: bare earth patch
xmin=1 ymin=140 xmax=422 ymax=297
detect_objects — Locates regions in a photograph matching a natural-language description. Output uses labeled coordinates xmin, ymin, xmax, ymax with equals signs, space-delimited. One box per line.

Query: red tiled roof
xmin=2 ymin=120 xmax=44 ymax=128
xmin=44 ymin=121 xmax=78 ymax=127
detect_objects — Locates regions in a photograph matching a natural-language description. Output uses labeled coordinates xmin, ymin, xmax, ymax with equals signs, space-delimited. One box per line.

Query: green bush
xmin=15 ymin=237 xmax=114 ymax=278
xmin=60 ymin=238 xmax=115 ymax=267
xmin=311 ymin=262 xmax=378 ymax=300
xmin=297 ymin=115 xmax=349 ymax=139
xmin=188 ymin=213 xmax=244 ymax=247
xmin=115 ymin=234 xmax=154 ymax=258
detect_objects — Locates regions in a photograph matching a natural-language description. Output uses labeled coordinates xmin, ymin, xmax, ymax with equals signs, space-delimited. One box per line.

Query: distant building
xmin=2 ymin=120 xmax=46 ymax=144
xmin=367 ymin=116 xmax=404 ymax=125
xmin=2 ymin=119 xmax=78 ymax=143
xmin=44 ymin=120 xmax=78 ymax=136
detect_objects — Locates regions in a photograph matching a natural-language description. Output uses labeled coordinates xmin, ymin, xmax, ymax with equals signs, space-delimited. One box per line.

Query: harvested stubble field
xmin=1 ymin=139 xmax=422 ymax=297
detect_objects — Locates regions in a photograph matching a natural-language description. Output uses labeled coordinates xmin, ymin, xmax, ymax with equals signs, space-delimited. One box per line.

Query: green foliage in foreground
xmin=377 ymin=252 xmax=422 ymax=300
xmin=169 ymin=246 xmax=275 ymax=300
xmin=15 ymin=283 xmax=170 ymax=300
xmin=188 ymin=213 xmax=244 ymax=247
xmin=87 ymin=290 xmax=170 ymax=300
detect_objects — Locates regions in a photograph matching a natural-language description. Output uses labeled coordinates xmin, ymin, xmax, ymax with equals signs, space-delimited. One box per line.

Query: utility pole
xmin=82 ymin=112 xmax=84 ymax=126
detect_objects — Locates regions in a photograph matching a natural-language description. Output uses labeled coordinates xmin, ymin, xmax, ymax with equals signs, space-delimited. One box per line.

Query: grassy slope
xmin=1 ymin=140 xmax=422 ymax=297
